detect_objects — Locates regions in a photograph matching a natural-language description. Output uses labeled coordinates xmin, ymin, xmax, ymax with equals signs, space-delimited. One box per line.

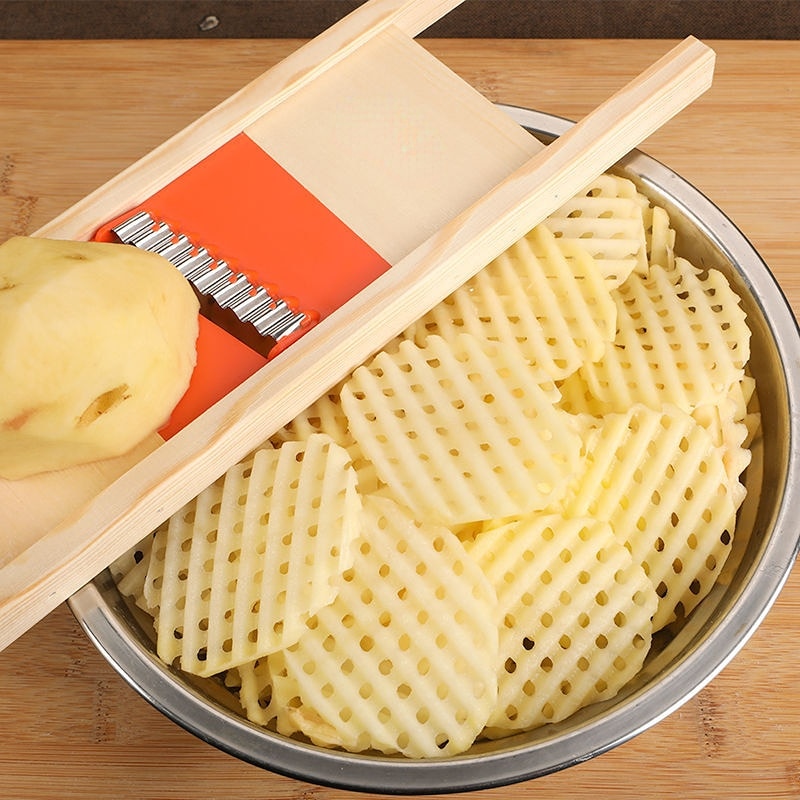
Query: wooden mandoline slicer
xmin=0 ymin=0 xmax=715 ymax=652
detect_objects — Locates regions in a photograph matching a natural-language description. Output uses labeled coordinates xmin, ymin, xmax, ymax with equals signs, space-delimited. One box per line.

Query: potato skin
xmin=0 ymin=236 xmax=199 ymax=480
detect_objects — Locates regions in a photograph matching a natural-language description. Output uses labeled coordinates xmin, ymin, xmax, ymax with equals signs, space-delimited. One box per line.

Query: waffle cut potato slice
xmin=269 ymin=379 xmax=381 ymax=494
xmin=227 ymin=657 xmax=278 ymax=727
xmin=562 ymin=404 xmax=739 ymax=630
xmin=691 ymin=382 xmax=755 ymax=509
xmin=736 ymin=375 xmax=762 ymax=453
xmin=465 ymin=514 xmax=656 ymax=735
xmin=112 ymin=533 xmax=156 ymax=617
xmin=341 ymin=332 xmax=582 ymax=525
xmin=639 ymin=197 xmax=676 ymax=271
xmin=555 ymin=369 xmax=615 ymax=417
xmin=578 ymin=259 xmax=751 ymax=414
xmin=143 ymin=434 xmax=362 ymax=676
xmin=400 ymin=225 xmax=616 ymax=381
xmin=541 ymin=172 xmax=649 ymax=287
xmin=268 ymin=496 xmax=498 ymax=757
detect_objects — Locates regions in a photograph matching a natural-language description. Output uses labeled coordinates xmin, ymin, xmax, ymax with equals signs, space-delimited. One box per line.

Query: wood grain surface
xmin=0 ymin=37 xmax=798 ymax=800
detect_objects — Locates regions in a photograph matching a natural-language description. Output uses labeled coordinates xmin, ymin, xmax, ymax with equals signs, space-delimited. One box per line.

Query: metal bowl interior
xmin=68 ymin=106 xmax=800 ymax=795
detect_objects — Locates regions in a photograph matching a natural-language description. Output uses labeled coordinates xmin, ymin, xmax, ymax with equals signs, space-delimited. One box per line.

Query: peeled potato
xmin=0 ymin=236 xmax=199 ymax=479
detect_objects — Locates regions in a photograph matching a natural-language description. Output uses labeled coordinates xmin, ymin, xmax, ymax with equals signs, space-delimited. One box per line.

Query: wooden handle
xmin=0 ymin=36 xmax=715 ymax=654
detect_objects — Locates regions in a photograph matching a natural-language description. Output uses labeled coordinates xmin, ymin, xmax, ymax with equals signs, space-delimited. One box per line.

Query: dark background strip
xmin=2 ymin=0 xmax=799 ymax=40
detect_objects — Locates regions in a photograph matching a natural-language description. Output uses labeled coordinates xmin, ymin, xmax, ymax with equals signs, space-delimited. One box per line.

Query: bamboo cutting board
xmin=0 ymin=35 xmax=799 ymax=800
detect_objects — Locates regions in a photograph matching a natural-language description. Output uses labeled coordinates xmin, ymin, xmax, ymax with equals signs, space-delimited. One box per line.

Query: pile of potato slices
xmin=114 ymin=172 xmax=759 ymax=758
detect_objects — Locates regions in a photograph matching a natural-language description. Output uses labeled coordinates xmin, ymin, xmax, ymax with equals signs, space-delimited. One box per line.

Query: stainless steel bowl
xmin=68 ymin=107 xmax=800 ymax=794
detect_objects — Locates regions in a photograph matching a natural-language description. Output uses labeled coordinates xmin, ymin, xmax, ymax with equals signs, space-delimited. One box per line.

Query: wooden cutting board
xmin=0 ymin=35 xmax=798 ymax=800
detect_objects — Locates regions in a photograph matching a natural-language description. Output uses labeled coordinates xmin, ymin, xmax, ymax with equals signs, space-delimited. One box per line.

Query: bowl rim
xmin=69 ymin=105 xmax=800 ymax=795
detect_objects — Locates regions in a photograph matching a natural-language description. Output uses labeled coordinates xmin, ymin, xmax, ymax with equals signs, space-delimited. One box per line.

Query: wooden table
xmin=1 ymin=36 xmax=798 ymax=800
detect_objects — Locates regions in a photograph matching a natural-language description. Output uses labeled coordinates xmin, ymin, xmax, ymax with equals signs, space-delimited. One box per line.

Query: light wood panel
xmin=0 ymin=36 xmax=798 ymax=800
xmin=0 ymin=435 xmax=160 ymax=569
xmin=246 ymin=25 xmax=542 ymax=263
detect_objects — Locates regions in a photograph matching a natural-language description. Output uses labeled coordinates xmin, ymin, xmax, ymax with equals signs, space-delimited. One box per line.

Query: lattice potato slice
xmin=465 ymin=514 xmax=656 ymax=734
xmin=269 ymin=382 xmax=350 ymax=449
xmin=736 ymin=375 xmax=762 ymax=451
xmin=145 ymin=434 xmax=362 ymax=676
xmin=643 ymin=201 xmax=676 ymax=271
xmin=692 ymin=389 xmax=753 ymax=508
xmin=269 ymin=380 xmax=381 ymax=494
xmin=227 ymin=657 xmax=278 ymax=727
xmin=341 ymin=333 xmax=582 ymax=525
xmin=578 ymin=260 xmax=751 ymax=413
xmin=542 ymin=172 xmax=649 ymax=287
xmin=110 ymin=535 xmax=150 ymax=585
xmin=269 ymin=496 xmax=498 ymax=758
xmin=555 ymin=369 xmax=614 ymax=417
xmin=113 ymin=533 xmax=156 ymax=616
xmin=562 ymin=404 xmax=739 ymax=630
xmin=694 ymin=373 xmax=760 ymax=449
xmin=401 ymin=225 xmax=616 ymax=381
